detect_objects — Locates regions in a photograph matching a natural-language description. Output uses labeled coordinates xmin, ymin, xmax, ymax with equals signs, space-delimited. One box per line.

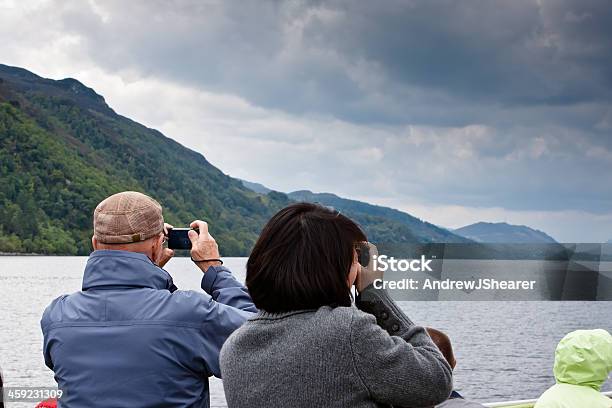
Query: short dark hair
xmin=246 ymin=202 xmax=367 ymax=313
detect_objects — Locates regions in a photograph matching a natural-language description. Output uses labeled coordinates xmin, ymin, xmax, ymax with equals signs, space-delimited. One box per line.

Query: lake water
xmin=0 ymin=256 xmax=610 ymax=407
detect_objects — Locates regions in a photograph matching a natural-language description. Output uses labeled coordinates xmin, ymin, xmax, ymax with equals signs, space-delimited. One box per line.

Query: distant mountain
xmin=240 ymin=179 xmax=272 ymax=195
xmin=287 ymin=190 xmax=470 ymax=243
xmin=0 ymin=63 xmax=291 ymax=255
xmin=454 ymin=222 xmax=557 ymax=243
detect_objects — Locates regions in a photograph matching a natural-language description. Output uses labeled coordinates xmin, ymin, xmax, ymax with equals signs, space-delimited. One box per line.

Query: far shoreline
xmin=0 ymin=252 xmax=45 ymax=256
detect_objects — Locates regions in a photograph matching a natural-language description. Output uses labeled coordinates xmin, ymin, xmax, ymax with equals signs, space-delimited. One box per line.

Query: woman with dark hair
xmin=220 ymin=202 xmax=452 ymax=408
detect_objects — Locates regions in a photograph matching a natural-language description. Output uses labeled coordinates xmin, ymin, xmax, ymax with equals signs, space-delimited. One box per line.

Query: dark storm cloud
xmin=331 ymin=0 xmax=612 ymax=105
xmin=54 ymin=0 xmax=612 ymax=127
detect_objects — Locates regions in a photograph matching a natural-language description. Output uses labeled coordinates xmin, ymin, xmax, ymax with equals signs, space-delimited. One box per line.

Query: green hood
xmin=553 ymin=329 xmax=612 ymax=391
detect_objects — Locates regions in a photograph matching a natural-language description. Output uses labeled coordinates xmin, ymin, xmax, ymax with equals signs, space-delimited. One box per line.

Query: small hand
xmin=157 ymin=223 xmax=175 ymax=268
xmin=355 ymin=242 xmax=382 ymax=292
xmin=188 ymin=220 xmax=221 ymax=273
xmin=157 ymin=247 xmax=175 ymax=268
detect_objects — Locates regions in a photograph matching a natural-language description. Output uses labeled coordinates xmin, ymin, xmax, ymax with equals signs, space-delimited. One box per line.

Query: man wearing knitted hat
xmin=41 ymin=191 xmax=257 ymax=407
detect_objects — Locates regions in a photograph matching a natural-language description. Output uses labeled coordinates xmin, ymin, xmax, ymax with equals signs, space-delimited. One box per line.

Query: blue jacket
xmin=41 ymin=250 xmax=257 ymax=408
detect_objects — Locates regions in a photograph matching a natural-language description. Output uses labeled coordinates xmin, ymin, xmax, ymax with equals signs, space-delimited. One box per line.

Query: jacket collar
xmin=82 ymin=250 xmax=175 ymax=291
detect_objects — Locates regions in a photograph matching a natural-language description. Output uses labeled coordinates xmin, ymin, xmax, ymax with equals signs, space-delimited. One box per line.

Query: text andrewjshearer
xmin=371 ymin=255 xmax=537 ymax=291
xmin=373 ymin=278 xmax=537 ymax=291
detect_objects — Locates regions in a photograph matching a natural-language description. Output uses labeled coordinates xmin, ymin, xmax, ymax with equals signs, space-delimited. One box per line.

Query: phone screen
xmin=167 ymin=228 xmax=198 ymax=250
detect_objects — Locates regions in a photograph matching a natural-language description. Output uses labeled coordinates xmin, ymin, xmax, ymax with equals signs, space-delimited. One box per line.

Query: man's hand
xmin=188 ymin=220 xmax=222 ymax=273
xmin=156 ymin=223 xmax=175 ymax=268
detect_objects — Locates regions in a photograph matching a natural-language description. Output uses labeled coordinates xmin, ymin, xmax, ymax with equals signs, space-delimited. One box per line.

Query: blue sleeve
xmin=195 ymin=298 xmax=253 ymax=378
xmin=41 ymin=318 xmax=54 ymax=370
xmin=194 ymin=265 xmax=257 ymax=378
xmin=201 ymin=265 xmax=258 ymax=313
xmin=40 ymin=297 xmax=66 ymax=371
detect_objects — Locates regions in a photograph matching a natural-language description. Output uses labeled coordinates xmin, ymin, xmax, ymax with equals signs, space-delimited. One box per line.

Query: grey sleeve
xmin=350 ymin=286 xmax=453 ymax=407
xmin=355 ymin=284 xmax=415 ymax=336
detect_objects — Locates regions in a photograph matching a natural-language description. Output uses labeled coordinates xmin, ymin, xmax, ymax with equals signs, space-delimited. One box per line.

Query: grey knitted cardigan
xmin=220 ymin=286 xmax=453 ymax=407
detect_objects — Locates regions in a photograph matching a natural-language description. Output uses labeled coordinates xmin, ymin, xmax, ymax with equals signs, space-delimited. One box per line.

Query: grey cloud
xmin=49 ymin=0 xmax=612 ymax=128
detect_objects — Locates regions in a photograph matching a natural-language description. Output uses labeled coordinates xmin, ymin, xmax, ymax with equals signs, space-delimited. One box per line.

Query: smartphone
xmin=167 ymin=227 xmax=199 ymax=250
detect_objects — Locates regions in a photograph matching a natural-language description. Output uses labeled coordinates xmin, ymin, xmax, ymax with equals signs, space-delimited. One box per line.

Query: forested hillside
xmin=0 ymin=64 xmax=291 ymax=255
xmin=0 ymin=64 xmax=469 ymax=255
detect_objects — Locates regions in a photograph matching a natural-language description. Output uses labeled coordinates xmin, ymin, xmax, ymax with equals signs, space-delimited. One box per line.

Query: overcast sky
xmin=1 ymin=0 xmax=611 ymax=241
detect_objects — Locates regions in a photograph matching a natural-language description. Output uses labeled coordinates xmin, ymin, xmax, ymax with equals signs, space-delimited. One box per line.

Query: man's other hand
xmin=189 ymin=220 xmax=222 ymax=273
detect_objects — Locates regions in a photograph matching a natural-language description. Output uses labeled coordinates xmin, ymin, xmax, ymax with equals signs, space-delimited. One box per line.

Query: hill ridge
xmin=454 ymin=221 xmax=557 ymax=243
xmin=286 ymin=190 xmax=470 ymax=243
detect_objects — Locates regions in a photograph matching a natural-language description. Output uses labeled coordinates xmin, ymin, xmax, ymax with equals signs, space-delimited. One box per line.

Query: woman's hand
xmin=188 ymin=220 xmax=222 ymax=273
xmin=355 ymin=242 xmax=382 ymax=292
